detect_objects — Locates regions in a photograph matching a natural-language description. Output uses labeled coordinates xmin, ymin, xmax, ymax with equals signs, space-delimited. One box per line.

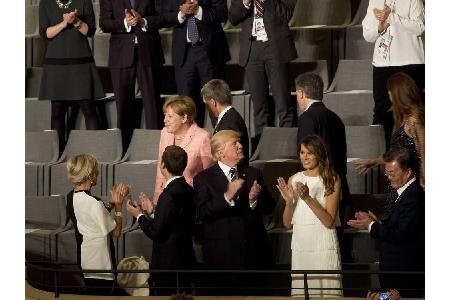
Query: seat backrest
xmin=26 ymin=130 xmax=59 ymax=163
xmin=322 ymin=92 xmax=374 ymax=125
xmin=61 ymin=129 xmax=122 ymax=163
xmin=123 ymin=129 xmax=161 ymax=161
xmin=25 ymin=100 xmax=52 ymax=131
xmin=290 ymin=60 xmax=329 ymax=91
xmin=350 ymin=0 xmax=370 ymax=25
xmin=346 ymin=125 xmax=385 ymax=158
xmin=25 ymin=5 xmax=38 ymax=35
xmin=25 ymin=195 xmax=66 ymax=229
xmin=289 ymin=0 xmax=352 ymax=27
xmin=328 ymin=60 xmax=373 ymax=91
xmin=250 ymin=127 xmax=298 ymax=161
xmin=347 ymin=193 xmax=389 ymax=222
xmin=25 ymin=67 xmax=43 ymax=98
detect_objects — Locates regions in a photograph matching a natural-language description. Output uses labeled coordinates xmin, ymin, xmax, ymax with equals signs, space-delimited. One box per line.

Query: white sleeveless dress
xmin=290 ymin=172 xmax=342 ymax=297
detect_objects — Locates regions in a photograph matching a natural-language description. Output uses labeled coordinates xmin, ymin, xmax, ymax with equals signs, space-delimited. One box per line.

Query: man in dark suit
xmin=201 ymin=79 xmax=250 ymax=165
xmin=100 ymin=0 xmax=165 ymax=150
xmin=229 ymin=0 xmax=297 ymax=150
xmin=295 ymin=72 xmax=349 ymax=204
xmin=160 ymin=0 xmax=230 ymax=126
xmin=347 ymin=148 xmax=425 ymax=297
xmin=193 ymin=130 xmax=275 ymax=294
xmin=126 ymin=145 xmax=195 ymax=295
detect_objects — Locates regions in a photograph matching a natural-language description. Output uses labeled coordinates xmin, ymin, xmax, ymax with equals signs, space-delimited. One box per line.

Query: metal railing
xmin=26 ymin=261 xmax=424 ymax=299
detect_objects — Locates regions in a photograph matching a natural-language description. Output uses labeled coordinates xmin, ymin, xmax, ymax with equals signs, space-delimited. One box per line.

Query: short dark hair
xmin=200 ymin=79 xmax=232 ymax=105
xmin=383 ymin=148 xmax=413 ymax=171
xmin=295 ymin=72 xmax=324 ymax=100
xmin=161 ymin=145 xmax=188 ymax=176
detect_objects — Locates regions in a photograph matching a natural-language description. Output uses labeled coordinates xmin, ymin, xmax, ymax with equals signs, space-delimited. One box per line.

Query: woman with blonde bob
xmin=66 ymin=154 xmax=129 ymax=295
xmin=277 ymin=135 xmax=342 ymax=297
xmin=355 ymin=72 xmax=425 ymax=188
xmin=141 ymin=96 xmax=213 ymax=208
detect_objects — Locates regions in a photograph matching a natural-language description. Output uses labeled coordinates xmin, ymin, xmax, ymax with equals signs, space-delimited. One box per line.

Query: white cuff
xmin=368 ymin=220 xmax=375 ymax=232
xmin=124 ymin=18 xmax=132 ymax=32
xmin=224 ymin=194 xmax=235 ymax=207
xmin=195 ymin=6 xmax=203 ymax=20
xmin=141 ymin=18 xmax=148 ymax=31
xmin=137 ymin=213 xmax=145 ymax=221
xmin=178 ymin=11 xmax=186 ymax=24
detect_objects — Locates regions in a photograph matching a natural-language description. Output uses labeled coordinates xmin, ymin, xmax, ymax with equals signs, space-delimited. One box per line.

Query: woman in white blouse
xmin=66 ymin=154 xmax=129 ymax=295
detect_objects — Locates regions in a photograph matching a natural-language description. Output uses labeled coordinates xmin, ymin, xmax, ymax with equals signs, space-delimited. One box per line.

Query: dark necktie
xmin=229 ymin=167 xmax=238 ymax=182
xmin=130 ymin=0 xmax=136 ymax=8
xmin=254 ymin=0 xmax=264 ymax=18
xmin=187 ymin=17 xmax=200 ymax=44
xmin=394 ymin=190 xmax=400 ymax=202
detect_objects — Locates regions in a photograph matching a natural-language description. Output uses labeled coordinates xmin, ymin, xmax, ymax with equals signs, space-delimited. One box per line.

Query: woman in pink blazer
xmin=152 ymin=96 xmax=214 ymax=203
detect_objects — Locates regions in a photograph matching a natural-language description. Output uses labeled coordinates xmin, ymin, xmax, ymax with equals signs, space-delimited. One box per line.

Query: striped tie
xmin=254 ymin=0 xmax=264 ymax=18
xmin=229 ymin=167 xmax=238 ymax=181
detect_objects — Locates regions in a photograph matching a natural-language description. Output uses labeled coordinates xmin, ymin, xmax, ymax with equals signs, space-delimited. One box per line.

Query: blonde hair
xmin=210 ymin=130 xmax=241 ymax=161
xmin=163 ymin=95 xmax=196 ymax=124
xmin=66 ymin=154 xmax=98 ymax=185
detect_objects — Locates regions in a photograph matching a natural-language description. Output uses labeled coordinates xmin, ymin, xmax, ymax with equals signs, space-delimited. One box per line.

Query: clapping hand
xmin=225 ymin=178 xmax=245 ymax=201
xmin=347 ymin=210 xmax=377 ymax=230
xmin=126 ymin=199 xmax=142 ymax=218
xmin=110 ymin=183 xmax=129 ymax=207
xmin=354 ymin=159 xmax=377 ymax=174
xmin=295 ymin=181 xmax=310 ymax=200
xmin=180 ymin=0 xmax=199 ymax=17
xmin=248 ymin=180 xmax=261 ymax=203
xmin=373 ymin=4 xmax=391 ymax=22
xmin=276 ymin=177 xmax=295 ymax=203
xmin=139 ymin=192 xmax=155 ymax=214
xmin=62 ymin=9 xmax=78 ymax=27
xmin=124 ymin=9 xmax=138 ymax=27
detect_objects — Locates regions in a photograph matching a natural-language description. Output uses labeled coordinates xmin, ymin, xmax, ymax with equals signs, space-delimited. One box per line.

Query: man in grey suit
xmin=229 ymin=0 xmax=297 ymax=149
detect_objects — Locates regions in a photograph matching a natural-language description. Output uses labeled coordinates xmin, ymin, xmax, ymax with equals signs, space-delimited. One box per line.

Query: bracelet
xmin=74 ymin=20 xmax=82 ymax=30
xmin=115 ymin=211 xmax=122 ymax=217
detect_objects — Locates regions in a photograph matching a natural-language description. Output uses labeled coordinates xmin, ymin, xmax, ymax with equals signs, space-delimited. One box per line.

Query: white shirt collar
xmin=218 ymin=161 xmax=237 ymax=181
xmin=396 ymin=177 xmax=416 ymax=199
xmin=305 ymin=99 xmax=321 ymax=111
xmin=216 ymin=106 xmax=233 ymax=127
xmin=164 ymin=176 xmax=183 ymax=188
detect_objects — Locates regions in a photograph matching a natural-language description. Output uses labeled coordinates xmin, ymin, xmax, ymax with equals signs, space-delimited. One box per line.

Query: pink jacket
xmin=153 ymin=123 xmax=214 ymax=203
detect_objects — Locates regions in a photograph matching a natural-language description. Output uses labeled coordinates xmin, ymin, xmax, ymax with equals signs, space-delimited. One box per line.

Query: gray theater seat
xmin=346 ymin=125 xmax=387 ymax=194
xmin=350 ymin=0 xmax=370 ymax=25
xmin=289 ymin=0 xmax=351 ymax=27
xmin=26 ymin=130 xmax=59 ymax=196
xmin=92 ymin=33 xmax=110 ymax=67
xmin=345 ymin=26 xmax=374 ymax=60
xmin=290 ymin=60 xmax=330 ymax=91
xmin=113 ymin=129 xmax=161 ymax=202
xmin=25 ymin=195 xmax=66 ymax=262
xmin=25 ymin=5 xmax=39 ymax=36
xmin=49 ymin=129 xmax=123 ymax=197
xmin=323 ymin=91 xmax=373 ymax=125
xmin=290 ymin=28 xmax=333 ymax=63
xmin=26 ymin=67 xmax=43 ymax=98
xmin=327 ymin=59 xmax=373 ymax=92
xmin=25 ymin=100 xmax=51 ymax=131
xmin=250 ymin=127 xmax=299 ymax=200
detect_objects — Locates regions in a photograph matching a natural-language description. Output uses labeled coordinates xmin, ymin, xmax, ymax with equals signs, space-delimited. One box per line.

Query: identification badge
xmin=375 ymin=33 xmax=393 ymax=61
xmin=254 ymin=17 xmax=268 ymax=42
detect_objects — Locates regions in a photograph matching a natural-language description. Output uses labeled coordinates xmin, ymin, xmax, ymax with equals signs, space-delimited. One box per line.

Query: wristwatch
xmin=74 ymin=20 xmax=82 ymax=30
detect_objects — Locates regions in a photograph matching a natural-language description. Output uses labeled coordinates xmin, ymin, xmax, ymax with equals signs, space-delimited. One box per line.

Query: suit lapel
xmin=211 ymin=163 xmax=229 ymax=193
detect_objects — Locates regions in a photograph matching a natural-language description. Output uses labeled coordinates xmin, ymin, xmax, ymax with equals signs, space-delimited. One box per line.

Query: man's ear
xmin=161 ymin=161 xmax=166 ymax=170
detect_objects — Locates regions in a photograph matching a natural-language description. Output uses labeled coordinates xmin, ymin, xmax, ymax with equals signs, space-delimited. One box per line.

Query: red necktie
xmin=254 ymin=0 xmax=264 ymax=18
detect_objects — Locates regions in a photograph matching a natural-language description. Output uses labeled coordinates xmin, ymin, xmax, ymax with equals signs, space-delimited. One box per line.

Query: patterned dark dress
xmin=38 ymin=0 xmax=104 ymax=101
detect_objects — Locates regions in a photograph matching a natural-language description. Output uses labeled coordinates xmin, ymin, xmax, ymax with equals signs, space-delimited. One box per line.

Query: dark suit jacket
xmin=160 ymin=0 xmax=230 ymax=66
xmin=229 ymin=0 xmax=297 ymax=66
xmin=138 ymin=177 xmax=195 ymax=269
xmin=99 ymin=0 xmax=165 ymax=68
xmin=371 ymin=180 xmax=425 ymax=272
xmin=297 ymin=102 xmax=347 ymax=179
xmin=193 ymin=163 xmax=275 ymax=269
xmin=213 ymin=107 xmax=250 ymax=165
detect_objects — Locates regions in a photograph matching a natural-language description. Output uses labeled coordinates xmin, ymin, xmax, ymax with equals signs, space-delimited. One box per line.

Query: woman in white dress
xmin=277 ymin=135 xmax=342 ymax=297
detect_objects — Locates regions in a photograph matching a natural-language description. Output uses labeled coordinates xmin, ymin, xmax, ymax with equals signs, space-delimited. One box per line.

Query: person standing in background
xmin=160 ymin=0 xmax=231 ymax=127
xmin=39 ymin=0 xmax=104 ymax=153
xmin=100 ymin=0 xmax=165 ymax=150
xmin=229 ymin=0 xmax=297 ymax=150
xmin=362 ymin=0 xmax=424 ymax=150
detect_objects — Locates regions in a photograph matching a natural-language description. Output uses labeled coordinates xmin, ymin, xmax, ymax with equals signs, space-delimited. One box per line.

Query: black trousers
xmin=372 ymin=64 xmax=425 ymax=150
xmin=110 ymin=48 xmax=163 ymax=151
xmin=174 ymin=44 xmax=222 ymax=127
xmin=51 ymin=100 xmax=98 ymax=153
xmin=245 ymin=40 xmax=296 ymax=137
